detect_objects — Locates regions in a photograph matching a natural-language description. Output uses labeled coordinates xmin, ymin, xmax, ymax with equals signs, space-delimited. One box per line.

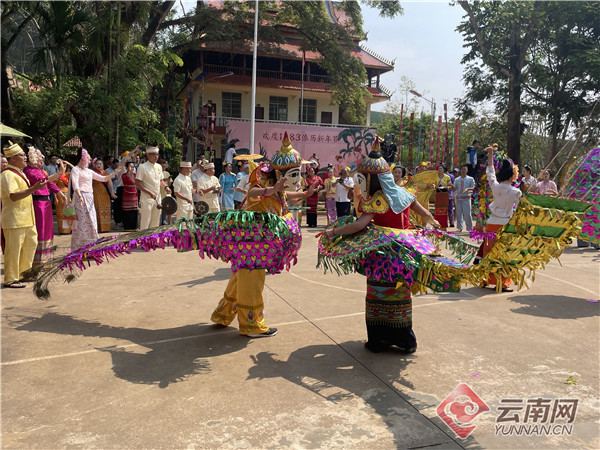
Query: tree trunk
xmin=141 ymin=1 xmax=175 ymax=47
xmin=546 ymin=99 xmax=560 ymax=167
xmin=506 ymin=76 xmax=522 ymax=165
xmin=1 ymin=57 xmax=13 ymax=124
xmin=56 ymin=120 xmax=61 ymax=152
xmin=506 ymin=28 xmax=522 ymax=165
xmin=113 ymin=116 xmax=119 ymax=158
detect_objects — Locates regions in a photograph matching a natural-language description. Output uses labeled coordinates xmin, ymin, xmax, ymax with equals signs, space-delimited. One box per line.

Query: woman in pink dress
xmin=305 ymin=166 xmax=323 ymax=227
xmin=534 ymin=169 xmax=558 ymax=196
xmin=69 ymin=148 xmax=123 ymax=251
xmin=23 ymin=148 xmax=65 ymax=265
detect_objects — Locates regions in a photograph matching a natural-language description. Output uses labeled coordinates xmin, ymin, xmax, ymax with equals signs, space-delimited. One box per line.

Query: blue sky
xmin=361 ymin=1 xmax=467 ymax=115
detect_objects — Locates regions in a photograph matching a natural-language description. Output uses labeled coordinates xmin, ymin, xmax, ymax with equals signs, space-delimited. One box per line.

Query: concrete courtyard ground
xmin=1 ymin=223 xmax=599 ymax=449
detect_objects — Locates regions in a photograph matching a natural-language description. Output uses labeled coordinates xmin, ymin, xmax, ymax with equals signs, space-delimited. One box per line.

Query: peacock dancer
xmin=26 ymin=133 xmax=318 ymax=338
xmin=318 ymin=140 xmax=589 ymax=353
xmin=320 ymin=144 xmax=444 ymax=353
xmin=210 ymin=133 xmax=318 ymax=337
xmin=478 ymin=145 xmax=522 ymax=292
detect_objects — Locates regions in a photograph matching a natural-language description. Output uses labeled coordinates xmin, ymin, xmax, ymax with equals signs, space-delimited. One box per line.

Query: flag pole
xmin=300 ymin=49 xmax=305 ymax=123
xmin=398 ymin=103 xmax=404 ymax=162
xmin=249 ymin=0 xmax=259 ymax=154
xmin=408 ymin=112 xmax=414 ymax=171
xmin=417 ymin=110 xmax=423 ymax=165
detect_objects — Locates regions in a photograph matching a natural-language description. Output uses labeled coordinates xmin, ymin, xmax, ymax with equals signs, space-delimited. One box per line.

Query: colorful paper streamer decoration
xmin=563 ymin=146 xmax=600 ymax=245
xmin=318 ymin=194 xmax=586 ymax=294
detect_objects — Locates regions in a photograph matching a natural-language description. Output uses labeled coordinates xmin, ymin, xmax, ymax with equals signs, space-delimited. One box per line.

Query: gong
xmin=161 ymin=196 xmax=178 ymax=216
xmin=194 ymin=201 xmax=209 ymax=217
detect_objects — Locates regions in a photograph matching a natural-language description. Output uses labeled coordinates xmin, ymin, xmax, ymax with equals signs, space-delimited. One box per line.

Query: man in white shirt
xmin=191 ymin=159 xmax=206 ymax=206
xmin=135 ymin=146 xmax=170 ymax=229
xmin=196 ymin=162 xmax=221 ymax=213
xmin=106 ymin=159 xmax=121 ymax=193
xmin=234 ymin=163 xmax=250 ymax=209
xmin=334 ymin=167 xmax=354 ymax=217
xmin=44 ymin=154 xmax=60 ymax=206
xmin=173 ymin=161 xmax=195 ymax=220
xmin=44 ymin=154 xmax=60 ymax=176
xmin=224 ymin=144 xmax=237 ymax=166
xmin=452 ymin=164 xmax=476 ymax=232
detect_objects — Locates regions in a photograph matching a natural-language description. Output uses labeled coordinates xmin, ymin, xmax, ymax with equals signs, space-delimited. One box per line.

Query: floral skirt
xmin=71 ymin=192 xmax=99 ymax=251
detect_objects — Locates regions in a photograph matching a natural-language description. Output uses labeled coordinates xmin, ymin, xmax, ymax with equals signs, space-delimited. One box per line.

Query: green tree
xmin=456 ymin=0 xmax=543 ymax=165
xmin=456 ymin=0 xmax=600 ymax=168
xmin=2 ymin=1 xmax=403 ymax=153
xmin=524 ymin=1 xmax=600 ymax=166
xmin=1 ymin=1 xmax=39 ymax=124
xmin=4 ymin=1 xmax=183 ymax=153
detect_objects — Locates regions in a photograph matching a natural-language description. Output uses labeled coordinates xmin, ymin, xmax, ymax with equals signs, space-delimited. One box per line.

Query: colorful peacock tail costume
xmin=318 ymin=192 xmax=587 ymax=296
xmin=562 ymin=146 xmax=600 ymax=246
xmin=26 ymin=210 xmax=301 ymax=299
xmin=25 ymin=134 xmax=304 ymax=335
xmin=317 ymin=144 xmax=588 ymax=349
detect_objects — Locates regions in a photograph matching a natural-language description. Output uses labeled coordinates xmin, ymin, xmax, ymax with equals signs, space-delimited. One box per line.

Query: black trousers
xmin=336 ymin=201 xmax=351 ymax=218
xmin=114 ymin=186 xmax=124 ymax=224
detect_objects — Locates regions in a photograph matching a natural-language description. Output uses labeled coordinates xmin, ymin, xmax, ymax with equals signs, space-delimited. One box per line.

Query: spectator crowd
xmin=1 ymin=139 xmax=583 ymax=288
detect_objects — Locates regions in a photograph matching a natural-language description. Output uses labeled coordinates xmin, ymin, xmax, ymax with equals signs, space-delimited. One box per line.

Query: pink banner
xmin=226 ymin=120 xmax=377 ymax=176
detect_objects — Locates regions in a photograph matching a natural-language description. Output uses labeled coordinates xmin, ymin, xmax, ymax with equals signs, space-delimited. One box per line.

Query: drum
xmin=435 ymin=190 xmax=449 ymax=207
xmin=194 ymin=201 xmax=210 ymax=217
xmin=161 ymin=196 xmax=178 ymax=216
xmin=434 ymin=191 xmax=449 ymax=229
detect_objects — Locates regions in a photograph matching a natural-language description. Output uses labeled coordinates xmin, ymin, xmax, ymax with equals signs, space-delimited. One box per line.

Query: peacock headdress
xmin=357 ymin=138 xmax=390 ymax=175
xmin=271 ymin=132 xmax=302 ymax=171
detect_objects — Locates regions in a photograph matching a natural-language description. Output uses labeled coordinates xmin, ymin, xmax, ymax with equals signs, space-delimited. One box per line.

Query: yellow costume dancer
xmin=411 ymin=164 xmax=437 ymax=226
xmin=211 ymin=132 xmax=317 ymax=337
xmin=1 ymin=142 xmax=40 ymax=288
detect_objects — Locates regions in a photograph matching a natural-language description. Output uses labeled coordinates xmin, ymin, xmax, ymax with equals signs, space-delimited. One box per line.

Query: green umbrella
xmin=0 ymin=123 xmax=31 ymax=138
